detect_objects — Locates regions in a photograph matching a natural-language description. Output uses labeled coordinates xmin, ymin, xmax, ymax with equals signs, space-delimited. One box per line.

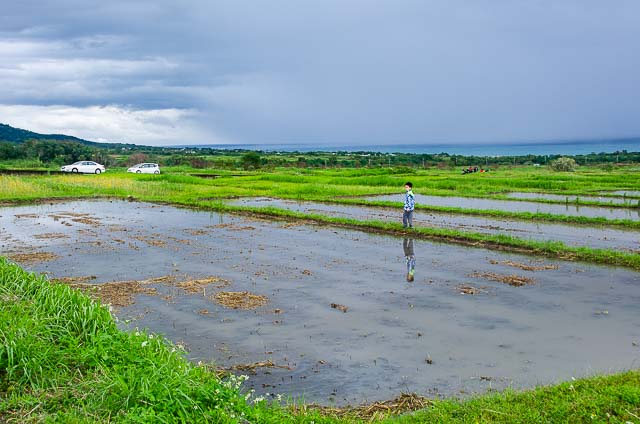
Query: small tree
xmin=241 ymin=151 xmax=261 ymax=170
xmin=127 ymin=153 xmax=148 ymax=166
xmin=189 ymin=157 xmax=209 ymax=169
xmin=549 ymin=157 xmax=577 ymax=172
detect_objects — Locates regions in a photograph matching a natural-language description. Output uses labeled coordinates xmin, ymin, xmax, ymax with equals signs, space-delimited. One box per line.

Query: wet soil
xmin=2 ymin=200 xmax=640 ymax=406
xmin=469 ymin=271 xmax=536 ymax=287
xmin=227 ymin=197 xmax=640 ymax=253
xmin=365 ymin=194 xmax=640 ymax=221
xmin=6 ymin=251 xmax=59 ymax=264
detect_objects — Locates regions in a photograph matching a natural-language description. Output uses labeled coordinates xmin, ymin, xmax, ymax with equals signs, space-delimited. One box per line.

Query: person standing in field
xmin=403 ymin=182 xmax=415 ymax=228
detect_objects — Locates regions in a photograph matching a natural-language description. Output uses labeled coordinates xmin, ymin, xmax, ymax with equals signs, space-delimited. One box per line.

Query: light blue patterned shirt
xmin=404 ymin=190 xmax=415 ymax=211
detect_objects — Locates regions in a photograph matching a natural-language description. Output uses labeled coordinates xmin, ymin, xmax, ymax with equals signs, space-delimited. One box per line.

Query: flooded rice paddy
xmin=365 ymin=194 xmax=640 ymax=221
xmin=2 ymin=200 xmax=640 ymax=405
xmin=228 ymin=197 xmax=640 ymax=253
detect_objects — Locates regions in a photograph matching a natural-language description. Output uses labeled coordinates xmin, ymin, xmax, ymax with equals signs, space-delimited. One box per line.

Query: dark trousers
xmin=403 ymin=210 xmax=414 ymax=228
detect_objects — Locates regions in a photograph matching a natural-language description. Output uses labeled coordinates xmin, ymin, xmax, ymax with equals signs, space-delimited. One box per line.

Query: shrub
xmin=241 ymin=151 xmax=261 ymax=170
xmin=550 ymin=157 xmax=577 ymax=172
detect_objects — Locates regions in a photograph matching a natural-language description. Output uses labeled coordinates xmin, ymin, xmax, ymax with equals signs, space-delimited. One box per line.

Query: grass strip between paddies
xmin=199 ymin=202 xmax=640 ymax=271
xmin=325 ymin=198 xmax=640 ymax=230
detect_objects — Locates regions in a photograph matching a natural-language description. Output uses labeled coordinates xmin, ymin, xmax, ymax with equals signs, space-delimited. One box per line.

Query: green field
xmin=2 ymin=164 xmax=640 ymax=422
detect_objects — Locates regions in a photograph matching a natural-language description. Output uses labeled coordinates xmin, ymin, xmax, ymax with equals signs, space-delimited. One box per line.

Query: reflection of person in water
xmin=403 ymin=238 xmax=416 ymax=282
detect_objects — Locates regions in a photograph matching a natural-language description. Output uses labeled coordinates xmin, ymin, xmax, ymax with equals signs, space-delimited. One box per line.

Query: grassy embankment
xmin=0 ymin=258 xmax=314 ymax=423
xmin=1 ymin=169 xmax=639 ymax=269
xmin=2 ymin=258 xmax=639 ymax=423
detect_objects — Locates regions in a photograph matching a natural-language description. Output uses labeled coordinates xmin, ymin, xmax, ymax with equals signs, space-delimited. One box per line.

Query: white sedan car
xmin=127 ymin=163 xmax=161 ymax=174
xmin=60 ymin=161 xmax=106 ymax=174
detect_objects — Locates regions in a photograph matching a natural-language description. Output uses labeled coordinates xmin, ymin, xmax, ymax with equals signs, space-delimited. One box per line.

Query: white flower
xmin=141 ymin=341 xmax=148 ymax=348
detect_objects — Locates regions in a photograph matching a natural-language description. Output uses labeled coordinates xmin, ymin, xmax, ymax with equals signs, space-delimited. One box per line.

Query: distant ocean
xmin=185 ymin=138 xmax=640 ymax=156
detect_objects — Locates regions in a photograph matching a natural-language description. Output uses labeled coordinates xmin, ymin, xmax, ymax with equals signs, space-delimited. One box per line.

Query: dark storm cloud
xmin=1 ymin=0 xmax=639 ymax=145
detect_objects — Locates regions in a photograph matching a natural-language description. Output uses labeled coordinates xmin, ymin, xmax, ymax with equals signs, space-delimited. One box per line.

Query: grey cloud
xmin=1 ymin=0 xmax=639 ymax=145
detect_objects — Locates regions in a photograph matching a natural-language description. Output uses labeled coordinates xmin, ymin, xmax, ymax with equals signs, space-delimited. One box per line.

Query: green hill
xmin=0 ymin=123 xmax=137 ymax=149
xmin=0 ymin=123 xmax=97 ymax=144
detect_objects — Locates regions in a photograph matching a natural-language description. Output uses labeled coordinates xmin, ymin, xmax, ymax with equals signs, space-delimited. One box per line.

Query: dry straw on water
xmin=211 ymin=291 xmax=269 ymax=309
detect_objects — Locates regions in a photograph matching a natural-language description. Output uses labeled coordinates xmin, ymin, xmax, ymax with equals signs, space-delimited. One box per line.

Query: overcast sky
xmin=1 ymin=1 xmax=639 ymax=146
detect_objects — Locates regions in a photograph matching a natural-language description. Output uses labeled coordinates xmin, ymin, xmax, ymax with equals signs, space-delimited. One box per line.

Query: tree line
xmin=1 ymin=138 xmax=639 ymax=170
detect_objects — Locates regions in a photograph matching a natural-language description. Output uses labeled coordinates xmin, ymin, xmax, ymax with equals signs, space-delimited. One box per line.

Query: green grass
xmin=390 ymin=372 xmax=640 ymax=423
xmin=2 ymin=259 xmax=639 ymax=423
xmin=1 ymin=165 xmax=639 ymax=422
xmin=0 ymin=258 xmax=329 ymax=423
xmin=1 ymin=168 xmax=639 ymax=270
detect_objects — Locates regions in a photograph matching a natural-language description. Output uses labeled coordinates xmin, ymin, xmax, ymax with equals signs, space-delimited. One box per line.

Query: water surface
xmin=228 ymin=197 xmax=640 ymax=253
xmin=2 ymin=200 xmax=639 ymax=405
xmin=366 ymin=194 xmax=640 ymax=221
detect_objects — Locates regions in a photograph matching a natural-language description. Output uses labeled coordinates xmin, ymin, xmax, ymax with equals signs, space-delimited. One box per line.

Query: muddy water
xmin=2 ymin=200 xmax=640 ymax=405
xmin=228 ymin=197 xmax=640 ymax=253
xmin=506 ymin=192 xmax=639 ymax=205
xmin=365 ymin=194 xmax=640 ymax=221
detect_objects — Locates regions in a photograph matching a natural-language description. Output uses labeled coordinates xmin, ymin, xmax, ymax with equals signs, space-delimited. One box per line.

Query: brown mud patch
xmin=14 ymin=213 xmax=39 ymax=219
xmin=176 ymin=277 xmax=230 ymax=294
xmin=211 ymin=291 xmax=269 ymax=310
xmin=33 ymin=233 xmax=69 ymax=240
xmin=470 ymin=272 xmax=535 ymax=287
xmin=77 ymin=228 xmax=99 ymax=237
xmin=330 ymin=303 xmax=349 ymax=313
xmin=456 ymin=284 xmax=488 ymax=295
xmin=167 ymin=236 xmax=192 ymax=245
xmin=107 ymin=225 xmax=129 ymax=232
xmin=132 ymin=234 xmax=167 ymax=248
xmin=225 ymin=360 xmax=293 ymax=374
xmin=68 ymin=280 xmax=159 ymax=307
xmin=489 ymin=259 xmax=558 ymax=271
xmin=7 ymin=251 xmax=59 ymax=264
xmin=49 ymin=212 xmax=102 ymax=227
xmin=184 ymin=229 xmax=210 ymax=236
xmin=297 ymin=393 xmax=432 ymax=421
xmin=54 ymin=275 xmax=97 ymax=284
xmin=54 ymin=275 xmax=231 ymax=308
xmin=206 ymin=223 xmax=256 ymax=231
